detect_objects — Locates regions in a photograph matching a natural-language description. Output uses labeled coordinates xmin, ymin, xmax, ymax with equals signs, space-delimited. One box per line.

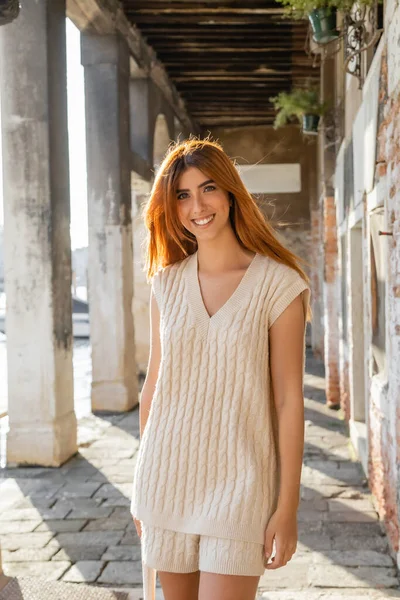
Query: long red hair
xmin=142 ymin=136 xmax=312 ymax=322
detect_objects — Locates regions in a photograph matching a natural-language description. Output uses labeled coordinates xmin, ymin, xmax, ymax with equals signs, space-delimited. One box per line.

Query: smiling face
xmin=176 ymin=166 xmax=232 ymax=241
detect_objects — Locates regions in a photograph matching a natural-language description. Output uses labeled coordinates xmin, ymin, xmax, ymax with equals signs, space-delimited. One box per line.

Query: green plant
xmin=275 ymin=0 xmax=378 ymax=20
xmin=269 ymin=87 xmax=329 ymax=129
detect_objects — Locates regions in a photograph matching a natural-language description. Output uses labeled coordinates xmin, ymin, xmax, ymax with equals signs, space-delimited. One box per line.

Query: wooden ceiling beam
xmin=127 ymin=15 xmax=287 ymax=25
xmin=126 ymin=7 xmax=286 ymax=15
xmin=174 ymin=75 xmax=316 ymax=81
xmin=139 ymin=27 xmax=307 ymax=34
xmin=153 ymin=47 xmax=308 ymax=54
xmin=124 ymin=1 xmax=279 ymax=8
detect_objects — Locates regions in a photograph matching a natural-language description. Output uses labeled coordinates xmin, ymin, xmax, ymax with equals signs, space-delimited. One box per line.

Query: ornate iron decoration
xmin=343 ymin=2 xmax=382 ymax=88
xmin=0 ymin=0 xmax=20 ymax=26
xmin=305 ymin=1 xmax=383 ymax=88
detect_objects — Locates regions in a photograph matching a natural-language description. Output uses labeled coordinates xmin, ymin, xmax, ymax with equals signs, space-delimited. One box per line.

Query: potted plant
xmin=269 ymin=87 xmax=329 ymax=135
xmin=274 ymin=0 xmax=344 ymax=43
xmin=277 ymin=0 xmax=383 ymax=44
xmin=0 ymin=0 xmax=20 ymax=26
xmin=274 ymin=0 xmax=379 ymax=44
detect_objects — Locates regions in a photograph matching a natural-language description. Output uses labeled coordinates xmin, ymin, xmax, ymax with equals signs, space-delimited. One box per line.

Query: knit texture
xmin=131 ymin=250 xmax=311 ymax=548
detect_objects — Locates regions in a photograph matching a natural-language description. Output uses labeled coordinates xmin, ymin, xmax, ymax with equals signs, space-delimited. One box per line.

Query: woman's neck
xmin=196 ymin=230 xmax=255 ymax=275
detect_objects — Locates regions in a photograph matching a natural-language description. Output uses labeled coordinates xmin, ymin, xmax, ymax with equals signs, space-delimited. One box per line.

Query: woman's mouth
xmin=191 ymin=214 xmax=215 ymax=227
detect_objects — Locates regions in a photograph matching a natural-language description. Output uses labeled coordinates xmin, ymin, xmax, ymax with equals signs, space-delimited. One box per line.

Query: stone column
xmin=81 ymin=34 xmax=138 ymax=412
xmin=0 ymin=0 xmax=77 ymax=465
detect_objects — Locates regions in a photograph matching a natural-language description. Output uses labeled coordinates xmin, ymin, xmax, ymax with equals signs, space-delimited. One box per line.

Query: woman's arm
xmin=139 ymin=288 xmax=162 ymax=440
xmin=132 ymin=288 xmax=161 ymax=537
xmin=263 ymin=292 xmax=307 ymax=569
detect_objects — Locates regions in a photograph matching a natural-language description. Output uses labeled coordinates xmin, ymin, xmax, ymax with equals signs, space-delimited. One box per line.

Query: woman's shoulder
xmin=152 ymin=253 xmax=193 ymax=287
xmin=258 ymin=253 xmax=300 ymax=279
xmin=257 ymin=253 xmax=309 ymax=296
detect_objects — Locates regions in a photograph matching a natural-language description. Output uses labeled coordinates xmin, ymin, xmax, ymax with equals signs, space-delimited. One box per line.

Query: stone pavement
xmin=0 ymin=348 xmax=399 ymax=599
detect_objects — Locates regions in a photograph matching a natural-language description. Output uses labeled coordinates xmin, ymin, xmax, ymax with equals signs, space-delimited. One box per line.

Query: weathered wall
xmin=335 ymin=1 xmax=400 ymax=567
xmin=371 ymin=3 xmax=400 ymax=564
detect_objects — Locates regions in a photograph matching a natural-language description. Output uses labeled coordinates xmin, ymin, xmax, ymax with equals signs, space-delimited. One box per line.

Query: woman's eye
xmin=177 ymin=192 xmax=189 ymax=200
xmin=204 ymin=185 xmax=216 ymax=192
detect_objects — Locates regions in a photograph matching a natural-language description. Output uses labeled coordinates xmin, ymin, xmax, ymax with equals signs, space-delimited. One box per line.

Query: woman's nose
xmin=192 ymin=192 xmax=206 ymax=213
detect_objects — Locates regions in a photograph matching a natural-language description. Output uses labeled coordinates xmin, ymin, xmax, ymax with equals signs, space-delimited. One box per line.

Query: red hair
xmin=142 ymin=136 xmax=312 ymax=322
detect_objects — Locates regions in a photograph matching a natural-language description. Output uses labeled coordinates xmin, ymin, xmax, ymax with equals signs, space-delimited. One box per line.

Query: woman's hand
xmin=263 ymin=507 xmax=298 ymax=569
xmin=132 ymin=516 xmax=142 ymax=539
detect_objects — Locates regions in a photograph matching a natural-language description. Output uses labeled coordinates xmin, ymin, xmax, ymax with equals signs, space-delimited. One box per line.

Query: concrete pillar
xmin=81 ymin=33 xmax=138 ymax=412
xmin=130 ymin=78 xmax=151 ymax=163
xmin=0 ymin=0 xmax=77 ymax=465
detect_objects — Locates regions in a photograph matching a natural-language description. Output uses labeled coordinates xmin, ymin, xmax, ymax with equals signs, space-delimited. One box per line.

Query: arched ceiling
xmin=121 ymin=0 xmax=319 ymax=127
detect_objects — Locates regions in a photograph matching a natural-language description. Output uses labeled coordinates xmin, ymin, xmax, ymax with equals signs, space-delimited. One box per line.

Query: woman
xmin=130 ymin=137 xmax=312 ymax=600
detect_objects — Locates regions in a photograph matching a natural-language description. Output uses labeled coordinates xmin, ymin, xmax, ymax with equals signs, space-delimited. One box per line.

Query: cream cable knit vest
xmin=132 ymin=250 xmax=311 ymax=597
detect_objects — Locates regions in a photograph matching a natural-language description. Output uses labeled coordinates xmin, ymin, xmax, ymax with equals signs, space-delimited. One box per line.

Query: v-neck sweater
xmin=131 ymin=250 xmax=311 ymax=547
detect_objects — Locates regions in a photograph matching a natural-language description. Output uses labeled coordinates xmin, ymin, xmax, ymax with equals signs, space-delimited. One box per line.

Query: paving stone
xmin=324 ymin=510 xmax=379 ymax=523
xmin=0 ymin=508 xmax=45 ymax=521
xmin=35 ymin=519 xmax=88 ymax=533
xmin=62 ymin=561 xmax=105 ymax=583
xmin=299 ymin=499 xmax=328 ymax=511
xmin=24 ymin=482 xmax=65 ymax=499
xmin=88 ymin=473 xmax=112 ymax=483
xmin=98 ymin=562 xmax=144 ymax=585
xmin=331 ymin=534 xmax=389 ymax=552
xmin=335 ymin=488 xmax=372 ymax=500
xmin=57 ymin=483 xmax=103 ymax=499
xmin=93 ymin=484 xmax=132 ymax=499
xmin=101 ymin=546 xmax=142 ymax=561
xmin=328 ymin=499 xmax=376 ymax=512
xmin=259 ymin=593 xmax=400 ymax=599
xmin=308 ymin=565 xmax=399 ymax=588
xmin=0 ymin=532 xmax=55 ymax=550
xmin=0 ymin=520 xmax=42 ymax=534
xmin=311 ymin=550 xmax=395 ymax=567
xmin=67 ymin=506 xmax=113 ymax=519
xmin=80 ymin=447 xmax=129 ymax=459
xmin=55 ymin=531 xmax=124 ymax=547
xmin=323 ymin=522 xmax=384 ymax=537
xmin=301 ymin=485 xmax=348 ymax=500
xmin=3 ymin=560 xmax=71 ymax=580
xmin=297 ymin=534 xmax=333 ymax=551
xmin=53 ymin=498 xmax=106 ymax=511
xmin=298 ymin=521 xmax=323 ymax=534
xmin=13 ymin=498 xmax=56 ymax=510
xmin=259 ymin=561 xmax=309 ymax=588
xmin=117 ymin=459 xmax=136 ymax=467
xmin=119 ymin=530 xmax=140 ymax=545
xmin=102 ymin=498 xmax=131 ymax=508
xmin=298 ymin=510 xmax=327 ymax=522
xmin=90 ymin=473 xmax=133 ymax=484
xmin=82 ymin=516 xmax=128 ymax=532
xmin=2 ymin=546 xmax=59 ymax=562
xmin=51 ymin=545 xmax=106 ymax=561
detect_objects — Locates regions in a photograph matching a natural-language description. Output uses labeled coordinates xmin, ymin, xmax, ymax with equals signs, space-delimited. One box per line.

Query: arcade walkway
xmin=0 ymin=349 xmax=399 ymax=599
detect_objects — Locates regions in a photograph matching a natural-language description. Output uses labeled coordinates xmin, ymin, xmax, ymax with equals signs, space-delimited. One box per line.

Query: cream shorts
xmin=141 ymin=522 xmax=266 ymax=577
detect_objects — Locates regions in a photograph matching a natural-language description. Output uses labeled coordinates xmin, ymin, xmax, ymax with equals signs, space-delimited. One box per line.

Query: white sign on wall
xmin=237 ymin=164 xmax=301 ymax=194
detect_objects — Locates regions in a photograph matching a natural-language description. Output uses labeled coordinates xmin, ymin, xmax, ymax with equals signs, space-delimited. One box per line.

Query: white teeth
xmin=193 ymin=215 xmax=214 ymax=226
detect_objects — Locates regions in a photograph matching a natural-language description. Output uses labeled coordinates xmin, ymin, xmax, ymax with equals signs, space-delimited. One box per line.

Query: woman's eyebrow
xmin=176 ymin=179 xmax=215 ymax=193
